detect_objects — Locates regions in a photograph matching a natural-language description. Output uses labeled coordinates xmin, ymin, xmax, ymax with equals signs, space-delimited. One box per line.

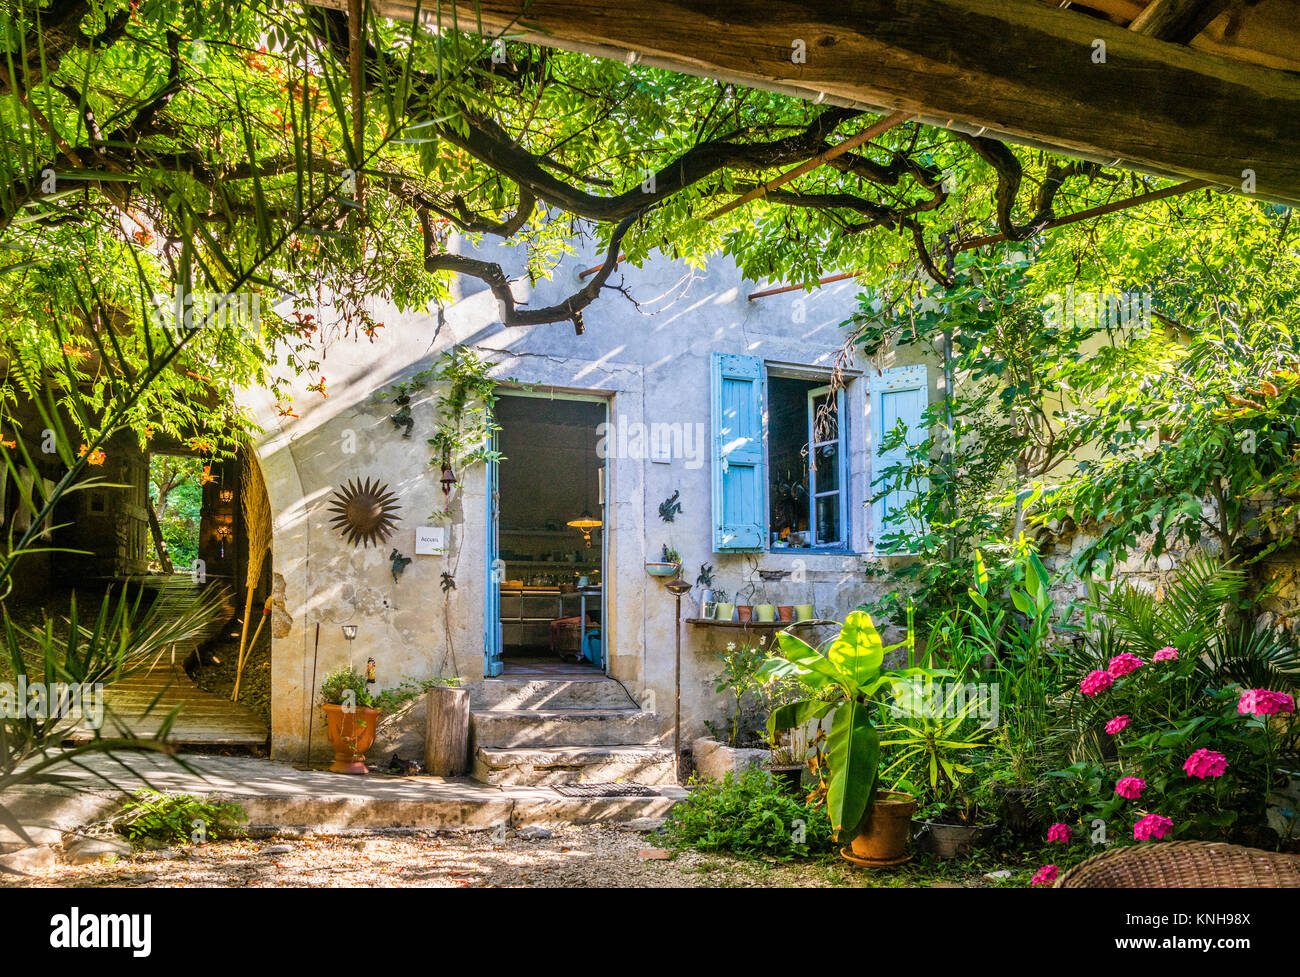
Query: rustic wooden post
xmin=424 ymin=686 xmax=470 ymax=776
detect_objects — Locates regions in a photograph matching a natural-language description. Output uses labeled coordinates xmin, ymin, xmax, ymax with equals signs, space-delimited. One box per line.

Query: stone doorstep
xmin=469 ymin=708 xmax=662 ymax=749
xmin=472 ymin=677 xmax=638 ymax=712
xmin=472 ymin=745 xmax=677 ymax=786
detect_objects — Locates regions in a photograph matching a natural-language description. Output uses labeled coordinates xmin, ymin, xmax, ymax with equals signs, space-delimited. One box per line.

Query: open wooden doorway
xmin=488 ymin=393 xmax=607 ymax=678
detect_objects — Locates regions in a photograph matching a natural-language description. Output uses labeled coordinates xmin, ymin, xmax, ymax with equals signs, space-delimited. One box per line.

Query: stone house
xmin=243 ymin=235 xmax=939 ymax=779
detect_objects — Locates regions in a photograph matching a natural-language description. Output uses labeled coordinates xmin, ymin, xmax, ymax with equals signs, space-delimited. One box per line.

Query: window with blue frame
xmin=766 ymin=374 xmax=847 ymax=550
xmin=709 ymin=353 xmax=850 ymax=554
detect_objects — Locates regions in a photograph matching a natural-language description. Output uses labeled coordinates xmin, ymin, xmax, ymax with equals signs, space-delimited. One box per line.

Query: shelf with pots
xmin=685 ymin=617 xmax=834 ymax=629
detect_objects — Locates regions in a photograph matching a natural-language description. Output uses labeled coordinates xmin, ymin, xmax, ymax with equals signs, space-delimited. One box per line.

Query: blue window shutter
xmin=711 ymin=352 xmax=766 ymax=552
xmin=869 ymin=365 xmax=928 ymax=551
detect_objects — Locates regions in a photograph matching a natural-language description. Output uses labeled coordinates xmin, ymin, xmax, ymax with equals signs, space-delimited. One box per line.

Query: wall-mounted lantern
xmin=215 ymin=524 xmax=232 ymax=558
xmin=219 ymin=486 xmax=235 ymax=505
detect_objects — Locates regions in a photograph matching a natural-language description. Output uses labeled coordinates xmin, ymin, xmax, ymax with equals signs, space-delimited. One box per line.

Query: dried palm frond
xmin=232 ymin=453 xmax=272 ymax=701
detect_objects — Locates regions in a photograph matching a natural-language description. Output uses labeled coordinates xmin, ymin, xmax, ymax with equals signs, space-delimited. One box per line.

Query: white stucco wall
xmin=241 ymin=236 xmax=938 ymax=761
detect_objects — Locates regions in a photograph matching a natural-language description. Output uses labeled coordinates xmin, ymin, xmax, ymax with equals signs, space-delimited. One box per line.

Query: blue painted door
xmin=483 ymin=435 xmax=503 ymax=677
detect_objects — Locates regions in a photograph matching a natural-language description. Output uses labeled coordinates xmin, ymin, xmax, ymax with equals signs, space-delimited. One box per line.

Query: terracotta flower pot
xmin=845 ymin=791 xmax=918 ymax=866
xmin=736 ymin=604 xmax=754 ymax=622
xmin=777 ymin=605 xmax=795 ymax=622
xmin=321 ymin=703 xmax=384 ymax=774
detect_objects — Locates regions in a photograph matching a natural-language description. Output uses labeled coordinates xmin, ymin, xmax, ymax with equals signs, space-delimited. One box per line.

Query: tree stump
xmin=424 ymin=686 xmax=470 ymax=776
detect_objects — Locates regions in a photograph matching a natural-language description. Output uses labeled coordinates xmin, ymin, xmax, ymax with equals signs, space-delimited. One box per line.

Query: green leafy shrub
xmin=662 ymin=769 xmax=834 ymax=858
xmin=373 ymin=677 xmax=462 ymax=712
xmin=116 ymin=791 xmax=247 ymax=843
xmin=319 ymin=666 xmax=377 ymax=708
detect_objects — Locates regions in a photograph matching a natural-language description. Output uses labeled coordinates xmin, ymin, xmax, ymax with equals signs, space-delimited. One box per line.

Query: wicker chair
xmin=1056 ymin=841 xmax=1300 ymax=887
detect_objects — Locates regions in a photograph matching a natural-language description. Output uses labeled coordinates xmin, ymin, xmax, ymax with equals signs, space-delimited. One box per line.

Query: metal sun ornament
xmin=327 ymin=477 xmax=402 ymax=548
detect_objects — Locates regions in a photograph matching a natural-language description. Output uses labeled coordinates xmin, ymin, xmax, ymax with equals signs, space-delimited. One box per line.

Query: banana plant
xmin=758 ymin=611 xmax=941 ymax=841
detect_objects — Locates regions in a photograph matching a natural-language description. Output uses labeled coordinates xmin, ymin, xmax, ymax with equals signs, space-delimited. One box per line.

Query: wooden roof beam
xmin=1129 ymin=0 xmax=1235 ymax=42
xmin=319 ymin=0 xmax=1300 ymax=205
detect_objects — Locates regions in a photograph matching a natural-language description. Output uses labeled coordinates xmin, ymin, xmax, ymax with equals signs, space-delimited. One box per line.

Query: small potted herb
xmin=319 ymin=666 xmax=384 ymax=775
xmin=646 ymin=543 xmax=682 ymax=577
xmin=696 ymin=563 xmax=716 ymax=616
xmin=712 ymin=588 xmax=734 ymax=622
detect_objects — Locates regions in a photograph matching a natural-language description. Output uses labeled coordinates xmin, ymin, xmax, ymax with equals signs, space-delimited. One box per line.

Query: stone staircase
xmin=470 ymin=676 xmax=676 ymax=787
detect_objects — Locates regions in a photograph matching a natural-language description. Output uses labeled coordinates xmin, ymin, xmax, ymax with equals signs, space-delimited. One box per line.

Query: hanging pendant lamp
xmin=567 ymin=434 xmax=602 ymax=547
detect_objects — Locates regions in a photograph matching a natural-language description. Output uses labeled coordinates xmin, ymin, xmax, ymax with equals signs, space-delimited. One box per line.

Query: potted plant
xmin=646 ymin=543 xmax=682 ymax=577
xmin=319 ymin=666 xmax=384 ymax=775
xmin=764 ymin=737 xmax=806 ymax=795
xmin=696 ymin=563 xmax=716 ymax=617
xmin=736 ymin=569 xmax=757 ymax=622
xmin=987 ymin=738 xmax=1047 ymax=837
xmin=750 ymin=567 xmax=776 ymax=621
xmin=713 ymin=588 xmax=734 ymax=622
xmin=879 ymin=676 xmax=996 ymax=857
xmin=760 ymin=610 xmax=935 ymax=865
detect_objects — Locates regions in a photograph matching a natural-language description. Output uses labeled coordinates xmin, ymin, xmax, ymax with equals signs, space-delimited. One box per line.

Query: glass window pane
xmin=815 ymin=493 xmax=841 ymax=546
xmin=813 ymin=443 xmax=840 ymax=492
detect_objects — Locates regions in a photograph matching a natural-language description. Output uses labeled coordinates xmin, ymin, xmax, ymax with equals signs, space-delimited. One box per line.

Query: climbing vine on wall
xmin=378 ymin=345 xmax=510 ymax=519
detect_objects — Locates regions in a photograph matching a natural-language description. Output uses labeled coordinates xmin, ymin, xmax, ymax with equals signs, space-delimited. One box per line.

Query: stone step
xmin=471 ymin=677 xmax=638 ymax=712
xmin=7 ymin=755 xmax=687 ymax=836
xmin=473 ymin=745 xmax=677 ymax=786
xmin=470 ymin=709 xmax=661 ymax=749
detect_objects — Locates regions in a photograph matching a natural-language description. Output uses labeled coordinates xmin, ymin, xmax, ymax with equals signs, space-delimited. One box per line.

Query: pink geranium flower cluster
xmin=1133 ymin=814 xmax=1174 ymax=841
xmin=1105 ymin=715 xmax=1130 ymax=734
xmin=1237 ymin=689 xmax=1296 ymax=717
xmin=1080 ymin=670 xmax=1114 ymax=696
xmin=1107 ymin=653 xmax=1145 ymax=678
xmin=1153 ymin=646 xmax=1179 ymax=662
xmin=1183 ymin=748 xmax=1228 ymax=779
xmin=1046 ymin=823 xmax=1071 ymax=843
xmin=1031 ymin=865 xmax=1059 ymax=886
xmin=1115 ymin=776 xmax=1146 ymax=799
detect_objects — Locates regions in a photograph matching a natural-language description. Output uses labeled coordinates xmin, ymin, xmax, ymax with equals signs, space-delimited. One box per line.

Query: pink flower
xmin=1105 ymin=714 xmax=1130 ymax=734
xmin=1133 ymin=814 xmax=1174 ymax=841
xmin=1107 ymin=653 xmax=1145 ymax=678
xmin=1237 ymin=689 xmax=1296 ymax=717
xmin=1183 ymin=748 xmax=1229 ymax=779
xmin=1046 ymin=823 xmax=1071 ymax=843
xmin=1031 ymin=864 xmax=1059 ymax=886
xmin=1080 ymin=670 xmax=1114 ymax=696
xmin=1115 ymin=776 xmax=1146 ymax=800
xmin=1153 ymin=646 xmax=1179 ymax=662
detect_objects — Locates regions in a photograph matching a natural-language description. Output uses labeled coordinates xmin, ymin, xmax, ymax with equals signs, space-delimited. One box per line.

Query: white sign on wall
xmin=414 ymin=526 xmax=447 ymax=555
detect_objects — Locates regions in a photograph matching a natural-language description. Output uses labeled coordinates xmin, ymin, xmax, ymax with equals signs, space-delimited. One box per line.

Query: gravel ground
xmin=0 ymin=825 xmax=1016 ymax=888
